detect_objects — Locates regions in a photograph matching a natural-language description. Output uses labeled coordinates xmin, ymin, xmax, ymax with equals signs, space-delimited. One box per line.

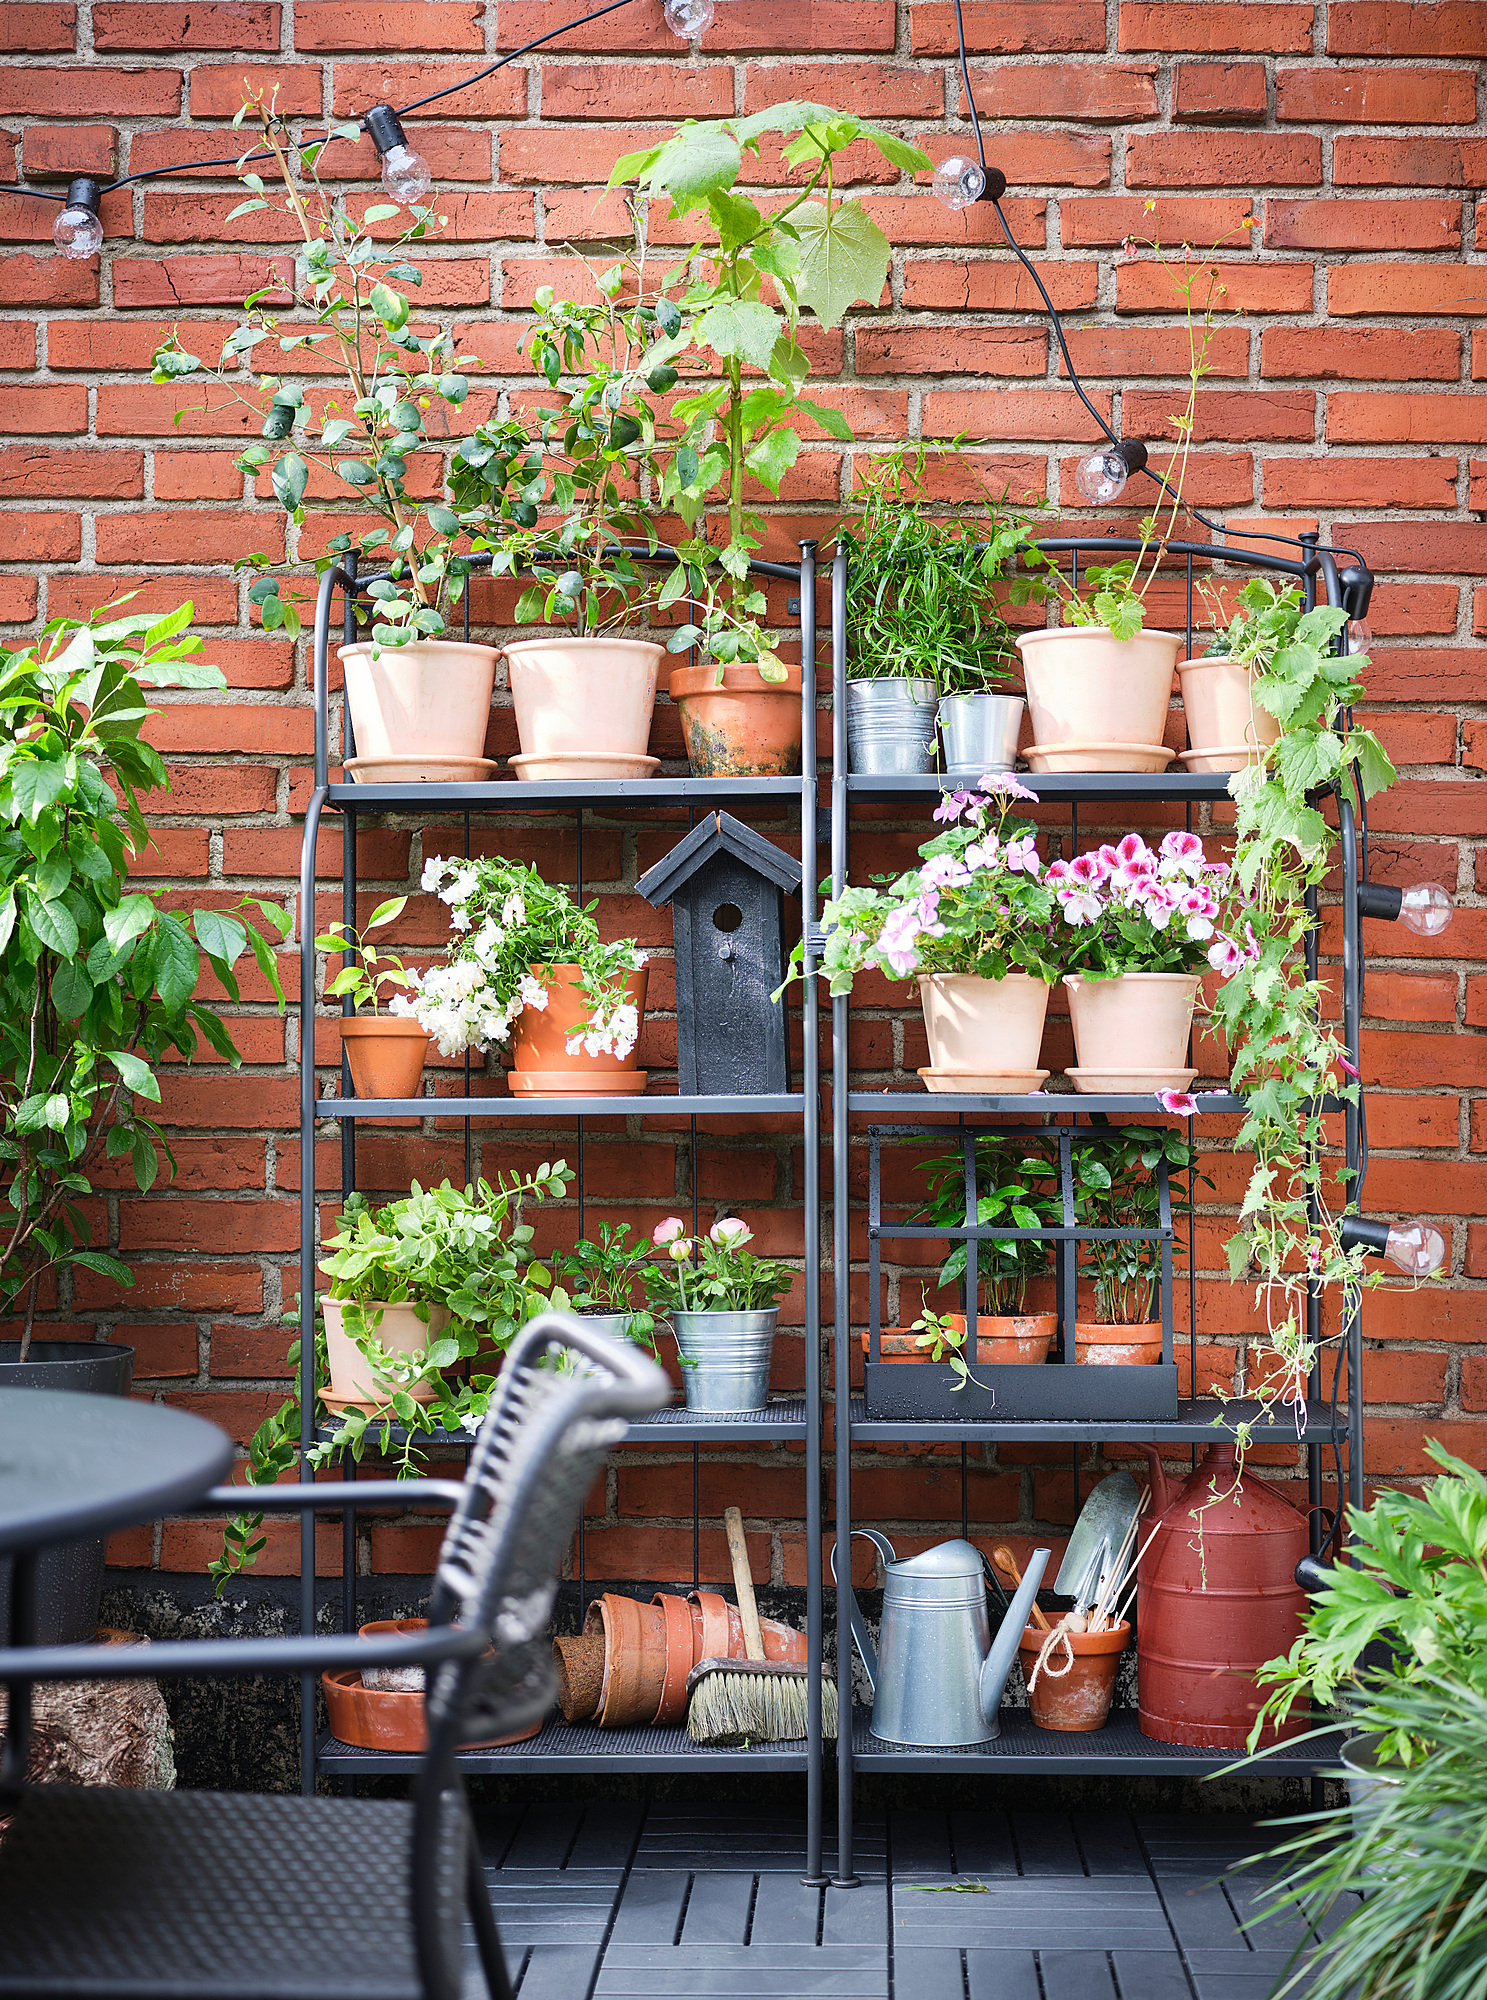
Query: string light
xmin=52 ymin=178 xmax=104 ymax=260
xmin=1340 ymin=1216 xmax=1447 ymax=1278
xmin=363 ymin=106 xmax=432 ymax=205
xmin=663 ymin=0 xmax=716 ymax=31
xmin=1356 ymin=881 xmax=1455 ymax=937
xmin=1073 ymin=440 xmax=1148 ymax=505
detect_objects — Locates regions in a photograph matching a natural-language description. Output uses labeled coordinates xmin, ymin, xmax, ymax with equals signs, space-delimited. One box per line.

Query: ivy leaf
xmin=622 ymin=122 xmax=742 ymax=214
xmin=1352 ymin=730 xmax=1397 ymax=800
xmin=1275 ymin=728 xmax=1342 ymax=800
xmin=791 ymin=198 xmax=891 ymax=329
xmin=695 ymin=299 xmax=781 ymax=372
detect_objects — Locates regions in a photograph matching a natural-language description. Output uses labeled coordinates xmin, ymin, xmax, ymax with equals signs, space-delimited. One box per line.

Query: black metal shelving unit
xmin=826 ymin=535 xmax=1371 ymax=1882
xmin=295 ymin=546 xmax=831 ymax=1874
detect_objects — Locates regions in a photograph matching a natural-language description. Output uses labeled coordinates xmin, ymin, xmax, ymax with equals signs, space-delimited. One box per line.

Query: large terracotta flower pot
xmin=1074 ymin=1321 xmax=1164 ymax=1365
xmin=1016 ymin=626 xmax=1183 ymax=765
xmin=1063 ymin=971 xmax=1201 ymax=1072
xmin=339 ymin=638 xmax=499 ymax=762
xmin=322 ymin=1297 xmax=448 ymax=1408
xmin=1178 ymin=653 xmax=1281 ymax=768
xmin=509 ymin=962 xmax=649 ymax=1097
xmin=669 ymin=661 xmax=804 ymax=777
xmin=504 ymin=636 xmax=664 ymax=777
xmin=337 ymin=1017 xmax=430 ymax=1100
xmin=322 ymin=1619 xmax=540 ymax=1751
xmin=1018 ymin=1619 xmax=1129 ymax=1731
xmin=917 ymin=971 xmax=1051 ymax=1075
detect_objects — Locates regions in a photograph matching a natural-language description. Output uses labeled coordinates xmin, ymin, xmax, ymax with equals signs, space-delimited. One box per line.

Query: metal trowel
xmin=1054 ymin=1471 xmax=1143 ymax=1601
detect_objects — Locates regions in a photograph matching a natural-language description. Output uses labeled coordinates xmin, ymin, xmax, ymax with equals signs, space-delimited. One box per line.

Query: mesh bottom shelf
xmin=848 ymin=1707 xmax=1344 ymax=1775
xmin=317 ymin=1719 xmax=813 ymax=1775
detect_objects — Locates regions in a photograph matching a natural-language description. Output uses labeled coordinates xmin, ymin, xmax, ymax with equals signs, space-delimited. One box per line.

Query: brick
xmin=1262 ymin=456 xmax=1456 ymax=510
xmin=1328 ymin=393 xmax=1487 ymax=445
xmin=538 ymin=60 xmax=725 ymax=119
xmin=1330 ymin=263 xmax=1487 ymax=317
xmin=910 ymin=2 xmax=1106 ymax=53
xmin=96 ymin=382 xmax=263 ymax=438
xmin=152 ymin=1075 xmax=298 ymax=1129
xmin=330 ymin=60 xmax=525 ymax=117
xmin=1172 ymin=62 xmax=1268 ymax=121
xmin=1062 ymin=194 xmax=1253 ymax=247
xmin=46 ymin=316 xmax=238 ymax=371
xmin=1119 ymin=3 xmax=1314 ymax=52
xmin=1059 ymin=324 xmax=1250 ymax=378
xmin=189 ymin=63 xmax=324 ymax=116
xmin=0 ymin=326 xmax=35 ymax=369
xmin=927 ymin=131 xmax=1112 ymax=190
xmin=92 ymin=1137 xmax=268 ymax=1192
xmin=127 ymin=825 xmax=211 ymax=876
xmin=112 ymin=254 xmax=295 ymax=310
xmin=96 ymin=511 xmax=284 ymax=567
xmin=700 ymin=1 xmax=896 ymax=53
xmin=904 ymin=259 xmax=1098 ymax=313
xmin=49 ymin=574 xmax=240 ymax=625
xmin=154 ymin=452 xmax=246 ymax=502
xmin=1362 ymin=647 xmax=1487 ymax=702
xmin=0 ymin=255 xmax=98 ymax=308
xmin=0 ymin=448 xmax=145 ymax=500
xmin=121 ymin=1199 xmax=298 ymax=1254
xmin=1128 ymin=131 xmax=1321 ymax=187
xmin=1364 ymin=1421 xmax=1484 ymax=1480
xmin=854 ymin=326 xmax=1045 ymax=377
xmin=0 ymin=580 xmax=38 ymax=622
xmin=21 ymin=125 xmax=117 ymax=179
xmin=115 ymin=1324 xmax=199 ymax=1378
xmin=1277 ymin=65 xmax=1478 ymax=123
xmin=1269 ymin=198 xmax=1461 ymax=252
xmin=75 ymin=1261 xmax=264 ymax=1312
xmin=144 ymin=704 xmax=312 ymax=757
xmin=1462 ymin=1358 xmax=1487 ymax=1413
xmin=0 ymin=187 xmax=130 ymax=247
xmin=747 ymin=61 xmax=942 ymax=118
xmin=2 ymin=515 xmax=82 ymax=562
xmin=1353 ymin=710 xmax=1458 ymax=761
xmin=0 ymin=6 xmax=77 ymax=50
xmin=1335 ymin=136 xmax=1487 ymax=189
xmin=1261 ymin=325 xmax=1459 ymax=380
xmin=294 ymin=2 xmax=484 ymax=51
xmin=963 ymin=62 xmax=1159 ymax=121
xmin=924 ymin=387 xmax=1111 ymax=444
xmin=1116 ymin=261 xmax=1313 ymax=314
xmin=0 ymin=65 xmax=183 ymax=117
xmin=1328 ymin=3 xmax=1487 ymax=56
xmin=141 ymin=193 xmax=305 ymax=247
xmin=1358 ymin=1350 xmax=1449 ymax=1407
xmin=92 ymin=3 xmax=279 ymax=49
xmin=1125 ymin=387 xmax=1316 ymax=443
xmin=1347 ymin=521 xmax=1487 ymax=574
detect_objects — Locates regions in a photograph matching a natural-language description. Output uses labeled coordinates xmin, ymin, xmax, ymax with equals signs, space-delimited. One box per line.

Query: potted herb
xmin=315 ymin=896 xmax=427 ymax=1100
xmin=152 ymin=91 xmax=498 ymax=780
xmin=784 ymin=774 xmax=1059 ymax=1091
xmin=398 ymin=854 xmax=648 ymax=1097
xmin=555 ymin=1221 xmax=658 ymax=1349
xmin=903 ymin=1137 xmax=1061 ymax=1363
xmin=646 ymin=1216 xmax=794 ymax=1413
xmin=1046 ymin=829 xmax=1235 ymax=1092
xmin=1179 ymin=576 xmax=1319 ymax=773
xmin=837 ymin=443 xmax=1032 ymax=776
xmin=609 ymin=105 xmax=931 ymax=776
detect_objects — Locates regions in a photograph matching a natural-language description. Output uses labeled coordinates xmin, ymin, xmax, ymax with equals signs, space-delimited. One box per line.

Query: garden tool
xmin=1054 ymin=1471 xmax=1143 ymax=1604
xmin=687 ymin=1507 xmax=839 ymax=1745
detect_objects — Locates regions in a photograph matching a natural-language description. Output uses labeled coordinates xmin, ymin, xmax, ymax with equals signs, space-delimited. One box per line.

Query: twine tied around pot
xmin=1026 ymin=1618 xmax=1077 ymax=1690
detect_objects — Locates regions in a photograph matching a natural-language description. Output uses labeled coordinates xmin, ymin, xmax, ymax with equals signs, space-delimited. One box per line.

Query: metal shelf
xmin=846 ymin=1708 xmax=1345 ymax=1776
xmin=316 ymin=1092 xmax=808 ymax=1119
xmin=314 ymin=1399 xmax=810 ymax=1449
xmin=848 ymin=1090 xmax=1247 ymax=1116
xmin=317 ymin=1721 xmax=812 ymax=1775
xmin=847 ymin=1396 xmax=1347 ymax=1445
xmin=847 ymin=772 xmax=1236 ymax=805
xmin=326 ymin=776 xmax=805 ymax=810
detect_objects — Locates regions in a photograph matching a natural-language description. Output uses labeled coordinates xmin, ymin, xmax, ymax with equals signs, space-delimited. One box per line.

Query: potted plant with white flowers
xmin=646 ymin=1216 xmax=794 ymax=1413
xmin=781 ymin=774 xmax=1059 ymax=1093
xmin=396 ymin=855 xmax=648 ymax=1097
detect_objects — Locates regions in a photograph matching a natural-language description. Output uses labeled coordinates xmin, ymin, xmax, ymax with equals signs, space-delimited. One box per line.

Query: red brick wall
xmin=1 ymin=0 xmax=1483 ymax=1586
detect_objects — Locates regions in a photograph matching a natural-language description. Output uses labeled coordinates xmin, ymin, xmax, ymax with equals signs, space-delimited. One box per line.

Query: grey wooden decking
xmin=470 ymin=1805 xmax=1340 ymax=1999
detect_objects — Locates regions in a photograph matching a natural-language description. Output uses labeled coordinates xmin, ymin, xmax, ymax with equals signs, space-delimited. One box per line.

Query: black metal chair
xmin=0 ymin=1313 xmax=668 ymax=2000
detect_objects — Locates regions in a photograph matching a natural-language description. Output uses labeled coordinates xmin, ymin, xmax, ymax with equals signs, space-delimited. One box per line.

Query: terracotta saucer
xmin=507 ymin=1069 xmax=648 ymax=1098
xmin=509 ymin=751 xmax=661 ymax=782
xmin=1177 ymin=745 xmax=1266 ymax=773
xmin=917 ymin=1067 xmax=1049 ymax=1095
xmin=321 ymin=1387 xmax=441 ymax=1418
xmin=1066 ymin=1067 xmax=1198 ymax=1095
xmin=1025 ymin=741 xmax=1175 ymax=774
xmin=345 ymin=754 xmax=500 ymax=784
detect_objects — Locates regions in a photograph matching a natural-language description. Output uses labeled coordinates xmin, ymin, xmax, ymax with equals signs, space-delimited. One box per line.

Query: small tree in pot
xmin=554 ymin=1221 xmax=658 ymax=1350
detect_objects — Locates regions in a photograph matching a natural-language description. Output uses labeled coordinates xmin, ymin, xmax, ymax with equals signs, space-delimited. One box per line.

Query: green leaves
xmin=695 ymin=298 xmax=781 ymax=372
xmin=106 ymin=1049 xmax=159 ymax=1101
xmin=271 ymin=451 xmax=309 ymax=512
xmin=148 ymin=910 xmax=198 ymax=1015
xmin=792 ymin=198 xmax=891 ymax=330
xmin=611 ymin=121 xmax=742 ymax=215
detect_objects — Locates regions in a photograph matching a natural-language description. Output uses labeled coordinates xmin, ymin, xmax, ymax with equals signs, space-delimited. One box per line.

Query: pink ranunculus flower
xmin=668 ymin=1237 xmax=695 ymax=1263
xmin=710 ymin=1216 xmax=752 ymax=1249
xmin=654 ymin=1217 xmax=686 ymax=1245
xmin=1157 ymin=1089 xmax=1198 ymax=1116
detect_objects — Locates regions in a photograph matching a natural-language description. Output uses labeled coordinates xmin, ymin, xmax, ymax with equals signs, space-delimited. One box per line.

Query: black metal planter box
xmin=862 ymin=1357 xmax=1180 ymax=1422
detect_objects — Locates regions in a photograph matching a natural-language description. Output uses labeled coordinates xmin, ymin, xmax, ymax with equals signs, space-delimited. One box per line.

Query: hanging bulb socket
xmin=1341 ymin=1215 xmax=1446 ymax=1278
xmin=1074 ymin=437 xmax=1148 ymax=505
xmin=53 ymin=176 xmax=105 ymax=261
xmin=364 ymin=104 xmax=432 ymax=205
xmin=1357 ymin=880 xmax=1454 ymax=937
xmin=930 ymin=156 xmax=1006 ymax=211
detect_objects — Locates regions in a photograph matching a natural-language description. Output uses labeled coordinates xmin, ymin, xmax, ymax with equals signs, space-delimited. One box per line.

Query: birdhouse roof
xmin=636 ymin=810 xmax=802 ymax=908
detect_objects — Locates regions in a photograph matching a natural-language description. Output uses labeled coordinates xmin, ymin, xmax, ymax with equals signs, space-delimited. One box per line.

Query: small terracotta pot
xmin=584 ymin=1592 xmax=668 ymax=1728
xmin=1064 ymin=971 xmax=1201 ymax=1073
xmin=669 ymin=661 xmax=804 ymax=777
xmin=650 ymin=1591 xmax=697 ymax=1726
xmin=1075 ymin=1320 xmax=1164 ymax=1365
xmin=510 ymin=963 xmax=649 ymax=1084
xmin=866 ymin=1315 xmax=1056 ymax=1366
xmin=1179 ymin=653 xmax=1281 ymax=761
xmin=918 ymin=971 xmax=1051 ymax=1075
xmin=1018 ymin=1619 xmax=1130 ymax=1732
xmin=322 ymin=1618 xmax=540 ymax=1752
xmin=337 ymin=1017 xmax=430 ymax=1100
xmin=505 ymin=635 xmax=664 ymax=760
xmin=554 ymin=1633 xmax=605 ymax=1724
xmin=1016 ymin=625 xmax=1182 ymax=759
xmin=322 ymin=1297 xmax=448 ymax=1407
xmin=339 ymin=638 xmax=499 ymax=762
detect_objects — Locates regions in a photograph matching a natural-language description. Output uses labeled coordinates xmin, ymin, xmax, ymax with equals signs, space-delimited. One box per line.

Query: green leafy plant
xmin=903 ymin=1305 xmax=991 ymax=1395
xmin=909 ymin=1138 xmax=1059 ymax=1316
xmin=608 ymin=105 xmax=931 ymax=680
xmin=1025 ymin=1123 xmax=1199 ymax=1327
xmin=0 ymin=603 xmax=288 ymax=1362
xmin=314 ymin=896 xmax=412 ymax=1013
xmin=153 ymin=89 xmax=479 ymax=646
xmin=836 ymin=442 xmax=1032 ymax=694
xmin=646 ymin=1215 xmax=794 ymax=1315
xmin=554 ymin=1221 xmax=658 ymax=1349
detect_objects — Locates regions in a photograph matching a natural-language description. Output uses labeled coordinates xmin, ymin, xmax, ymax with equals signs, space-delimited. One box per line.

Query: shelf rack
xmin=296 ymin=546 xmax=831 ymax=1872
xmin=827 ymin=535 xmax=1369 ymax=1883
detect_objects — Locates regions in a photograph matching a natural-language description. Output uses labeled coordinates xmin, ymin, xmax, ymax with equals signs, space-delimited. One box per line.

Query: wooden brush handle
xmin=724 ymin=1505 xmax=765 ymax=1661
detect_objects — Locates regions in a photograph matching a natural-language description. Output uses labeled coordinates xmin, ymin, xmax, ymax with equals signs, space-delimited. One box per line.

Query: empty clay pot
xmin=649 ymin=1589 xmax=809 ymax=1726
xmin=553 ymin=1634 xmax=606 ymax=1724
xmin=584 ymin=1593 xmax=668 ymax=1729
xmin=669 ymin=661 xmax=804 ymax=777
xmin=337 ymin=1017 xmax=430 ymax=1101
xmin=1075 ymin=1321 xmax=1164 ymax=1366
xmin=322 ymin=1618 xmax=539 ymax=1752
xmin=1018 ymin=1620 xmax=1130 ymax=1732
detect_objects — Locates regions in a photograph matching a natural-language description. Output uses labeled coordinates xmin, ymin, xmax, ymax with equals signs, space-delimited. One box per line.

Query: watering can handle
xmin=829 ymin=1530 xmax=895 ymax=1694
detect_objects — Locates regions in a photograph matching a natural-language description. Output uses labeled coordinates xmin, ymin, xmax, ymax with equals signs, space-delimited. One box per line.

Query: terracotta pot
xmin=510 ymin=963 xmax=649 ymax=1083
xmin=1018 ymin=1620 xmax=1129 ymax=1732
xmin=1075 ymin=1320 xmax=1164 ymax=1366
xmin=339 ymin=638 xmax=499 ymax=762
xmin=322 ymin=1297 xmax=448 ymax=1406
xmin=650 ymin=1591 xmax=698 ymax=1726
xmin=337 ymin=1017 xmax=429 ymax=1100
xmin=322 ymin=1619 xmax=540 ymax=1751
xmin=1016 ymin=625 xmax=1183 ymax=760
xmin=505 ymin=635 xmax=664 ymax=761
xmin=917 ymin=972 xmax=1051 ymax=1075
xmin=1179 ymin=653 xmax=1281 ymax=761
xmin=553 ymin=1634 xmax=605 ymax=1724
xmin=867 ymin=1314 xmax=1056 ymax=1366
xmin=584 ymin=1592 xmax=669 ymax=1728
xmin=1064 ymin=971 xmax=1201 ymax=1073
xmin=669 ymin=660 xmax=804 ymax=777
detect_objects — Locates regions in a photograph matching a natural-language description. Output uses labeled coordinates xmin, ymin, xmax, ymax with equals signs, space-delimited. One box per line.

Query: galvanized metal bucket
xmin=846 ymin=677 xmax=939 ymax=775
xmin=938 ymin=692 xmax=1025 ymax=775
xmin=671 ymin=1308 xmax=778 ymax=1412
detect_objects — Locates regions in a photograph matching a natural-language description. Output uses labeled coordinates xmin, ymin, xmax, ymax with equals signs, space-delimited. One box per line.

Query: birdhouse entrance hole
xmin=712 ymin=903 xmax=743 ymax=933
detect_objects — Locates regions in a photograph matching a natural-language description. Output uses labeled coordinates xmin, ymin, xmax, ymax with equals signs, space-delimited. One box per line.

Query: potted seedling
xmin=646 ymin=1216 xmax=794 ymax=1413
xmin=555 ymin=1221 xmax=658 ymax=1350
xmin=315 ymin=896 xmax=427 ymax=1100
xmin=904 ymin=1137 xmax=1061 ymax=1363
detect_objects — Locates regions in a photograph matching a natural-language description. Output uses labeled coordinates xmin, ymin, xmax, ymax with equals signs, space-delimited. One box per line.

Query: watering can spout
xmin=980 ymin=1546 xmax=1049 ymax=1723
xmin=1137 ymin=1442 xmax=1172 ymax=1514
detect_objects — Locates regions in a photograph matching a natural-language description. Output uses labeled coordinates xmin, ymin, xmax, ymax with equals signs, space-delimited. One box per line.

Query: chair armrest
xmin=202 ymin=1480 xmax=468 ymax=1512
xmin=0 ymin=1623 xmax=487 ymax=1685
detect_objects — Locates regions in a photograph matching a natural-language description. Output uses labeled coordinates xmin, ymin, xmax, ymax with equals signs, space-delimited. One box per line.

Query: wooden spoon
xmin=993 ymin=1545 xmax=1051 ymax=1631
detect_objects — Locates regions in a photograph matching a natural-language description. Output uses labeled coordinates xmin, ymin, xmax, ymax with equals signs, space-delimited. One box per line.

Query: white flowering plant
xmin=395 ymin=854 xmax=646 ymax=1061
xmin=645 ymin=1215 xmax=794 ymax=1315
xmin=779 ymin=774 xmax=1058 ymax=1001
xmin=1048 ymin=830 xmax=1236 ymax=978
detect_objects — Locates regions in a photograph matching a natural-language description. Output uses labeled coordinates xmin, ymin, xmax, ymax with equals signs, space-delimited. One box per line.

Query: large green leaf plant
xmin=0 ymin=605 xmax=288 ymax=1361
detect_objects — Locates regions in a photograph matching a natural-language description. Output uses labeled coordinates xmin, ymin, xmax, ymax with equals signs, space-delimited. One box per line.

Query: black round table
xmin=0 ymin=1389 xmax=233 ymax=1556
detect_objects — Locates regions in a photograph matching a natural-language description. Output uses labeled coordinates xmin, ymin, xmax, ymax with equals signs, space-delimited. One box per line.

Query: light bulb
xmin=1383 ymin=1222 xmax=1446 ymax=1278
xmin=1347 ymin=616 xmax=1372 ymax=652
xmin=1399 ymin=881 xmax=1453 ymax=938
xmin=380 ymin=142 xmax=432 ymax=204
xmin=663 ymin=0 xmax=715 ymax=32
xmin=932 ymin=155 xmax=986 ymax=211
xmin=53 ymin=178 xmax=104 ymax=260
xmin=1075 ymin=447 xmax=1131 ymax=504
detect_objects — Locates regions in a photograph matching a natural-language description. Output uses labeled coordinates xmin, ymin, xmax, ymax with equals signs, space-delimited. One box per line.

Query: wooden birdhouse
xmin=637 ymin=811 xmax=802 ymax=1096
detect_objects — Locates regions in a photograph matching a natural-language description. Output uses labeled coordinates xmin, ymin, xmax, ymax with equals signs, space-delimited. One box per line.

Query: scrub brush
xmin=686 ymin=1506 xmax=838 ymax=1745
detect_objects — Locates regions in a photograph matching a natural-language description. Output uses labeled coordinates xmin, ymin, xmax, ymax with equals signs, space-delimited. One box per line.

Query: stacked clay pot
xmin=553 ymin=1588 xmax=807 ymax=1729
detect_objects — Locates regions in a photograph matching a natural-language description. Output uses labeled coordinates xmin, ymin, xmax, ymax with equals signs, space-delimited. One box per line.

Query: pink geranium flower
xmin=1004 ymin=834 xmax=1041 ymax=877
xmin=1207 ymin=936 xmax=1245 ymax=976
xmin=1157 ymin=1089 xmax=1198 ymax=1116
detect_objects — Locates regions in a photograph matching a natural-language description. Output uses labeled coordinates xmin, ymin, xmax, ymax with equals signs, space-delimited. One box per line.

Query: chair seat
xmin=0 ymin=1787 xmax=456 ymax=1998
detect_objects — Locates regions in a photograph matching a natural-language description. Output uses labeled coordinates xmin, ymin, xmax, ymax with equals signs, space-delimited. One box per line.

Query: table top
xmin=0 ymin=1390 xmax=234 ymax=1556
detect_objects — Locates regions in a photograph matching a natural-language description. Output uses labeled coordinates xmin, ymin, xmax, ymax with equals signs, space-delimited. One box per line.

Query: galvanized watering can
xmin=832 ymin=1532 xmax=1050 ymax=1745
